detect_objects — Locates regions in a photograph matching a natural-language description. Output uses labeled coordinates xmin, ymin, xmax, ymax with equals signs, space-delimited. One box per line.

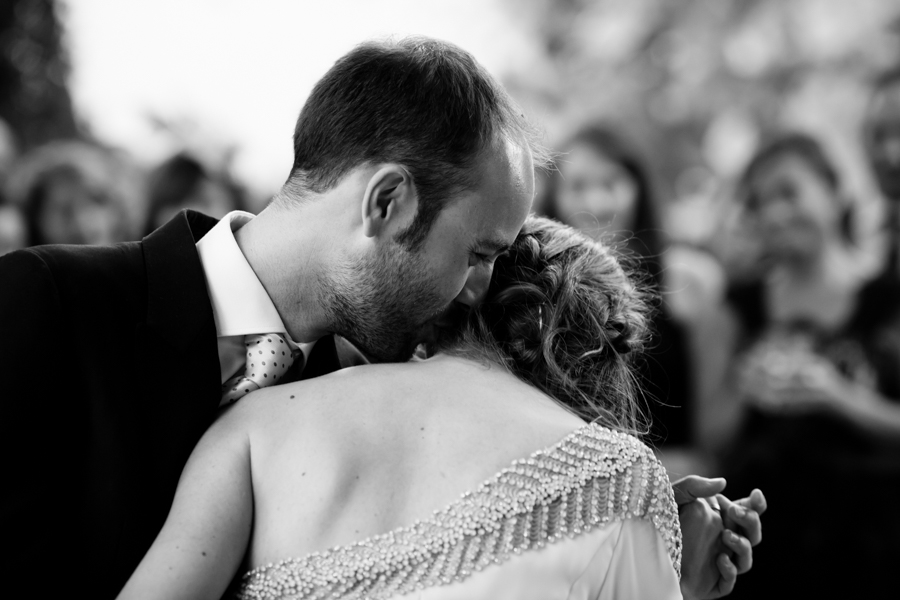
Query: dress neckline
xmin=236 ymin=422 xmax=681 ymax=600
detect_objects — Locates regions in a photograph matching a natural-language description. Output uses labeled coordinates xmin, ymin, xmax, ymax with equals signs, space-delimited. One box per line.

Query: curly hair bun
xmin=442 ymin=216 xmax=652 ymax=434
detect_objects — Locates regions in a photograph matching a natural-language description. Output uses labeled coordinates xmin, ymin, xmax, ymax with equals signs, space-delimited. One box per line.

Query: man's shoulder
xmin=6 ymin=239 xmax=140 ymax=266
xmin=2 ymin=242 xmax=145 ymax=292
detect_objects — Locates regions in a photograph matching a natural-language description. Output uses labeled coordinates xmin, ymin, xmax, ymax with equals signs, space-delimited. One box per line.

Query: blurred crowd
xmin=529 ymin=67 xmax=900 ymax=598
xmin=0 ymin=130 xmax=250 ymax=254
xmin=2 ymin=0 xmax=900 ymax=597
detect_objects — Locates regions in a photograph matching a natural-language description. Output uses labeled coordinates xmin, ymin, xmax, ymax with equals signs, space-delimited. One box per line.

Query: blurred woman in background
xmin=715 ymin=132 xmax=900 ymax=598
xmin=541 ymin=124 xmax=699 ymax=467
xmin=6 ymin=140 xmax=141 ymax=246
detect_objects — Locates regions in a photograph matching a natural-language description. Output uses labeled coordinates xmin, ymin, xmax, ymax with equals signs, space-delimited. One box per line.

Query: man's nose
xmin=455 ymin=264 xmax=492 ymax=308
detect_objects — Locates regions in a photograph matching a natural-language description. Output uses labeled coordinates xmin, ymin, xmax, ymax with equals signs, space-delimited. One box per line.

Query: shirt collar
xmin=196 ymin=210 xmax=297 ymax=341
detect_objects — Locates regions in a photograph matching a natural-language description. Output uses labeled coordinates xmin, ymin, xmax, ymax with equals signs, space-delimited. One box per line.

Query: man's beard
xmin=319 ymin=245 xmax=448 ymax=363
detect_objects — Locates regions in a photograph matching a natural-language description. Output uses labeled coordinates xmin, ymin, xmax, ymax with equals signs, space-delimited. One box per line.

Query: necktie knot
xmin=220 ymin=333 xmax=301 ymax=406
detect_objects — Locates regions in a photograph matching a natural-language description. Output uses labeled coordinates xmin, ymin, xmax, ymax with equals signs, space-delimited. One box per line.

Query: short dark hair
xmin=285 ymin=37 xmax=548 ymax=249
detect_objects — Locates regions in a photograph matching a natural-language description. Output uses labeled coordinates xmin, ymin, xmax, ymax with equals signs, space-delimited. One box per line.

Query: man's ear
xmin=361 ymin=165 xmax=417 ymax=238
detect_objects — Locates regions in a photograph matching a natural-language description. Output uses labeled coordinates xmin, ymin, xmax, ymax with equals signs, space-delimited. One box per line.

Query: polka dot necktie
xmin=220 ymin=333 xmax=302 ymax=406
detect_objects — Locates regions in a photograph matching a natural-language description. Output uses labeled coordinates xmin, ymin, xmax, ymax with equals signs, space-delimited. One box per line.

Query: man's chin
xmin=434 ymin=302 xmax=471 ymax=329
xmin=416 ymin=306 xmax=472 ymax=357
xmin=336 ymin=305 xmax=466 ymax=365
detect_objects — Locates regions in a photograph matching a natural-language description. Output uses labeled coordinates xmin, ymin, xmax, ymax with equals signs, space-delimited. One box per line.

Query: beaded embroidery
xmin=236 ymin=423 xmax=681 ymax=600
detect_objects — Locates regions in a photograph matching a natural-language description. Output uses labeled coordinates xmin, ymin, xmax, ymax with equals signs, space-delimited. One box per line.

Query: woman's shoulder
xmin=437 ymin=421 xmax=680 ymax=578
xmin=232 ymin=362 xmax=408 ymax=418
xmin=545 ymin=424 xmax=676 ymax=515
xmin=237 ymin=422 xmax=681 ymax=600
xmin=555 ymin=425 xmax=682 ymax=571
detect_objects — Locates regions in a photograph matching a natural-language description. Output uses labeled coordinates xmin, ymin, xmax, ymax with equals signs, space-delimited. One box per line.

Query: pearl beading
xmin=236 ymin=423 xmax=681 ymax=600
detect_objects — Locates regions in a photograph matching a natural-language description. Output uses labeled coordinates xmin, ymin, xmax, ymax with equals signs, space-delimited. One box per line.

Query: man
xmin=0 ymin=37 xmax=759 ymax=598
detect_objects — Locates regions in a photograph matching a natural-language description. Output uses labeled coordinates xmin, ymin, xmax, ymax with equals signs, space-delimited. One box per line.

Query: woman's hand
xmin=759 ymin=361 xmax=872 ymax=416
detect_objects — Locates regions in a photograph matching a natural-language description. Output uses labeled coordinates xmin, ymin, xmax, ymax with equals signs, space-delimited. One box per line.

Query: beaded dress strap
xmin=236 ymin=423 xmax=681 ymax=600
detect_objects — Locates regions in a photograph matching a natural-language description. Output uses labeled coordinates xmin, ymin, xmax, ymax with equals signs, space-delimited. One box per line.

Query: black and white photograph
xmin=2 ymin=1 xmax=899 ymax=598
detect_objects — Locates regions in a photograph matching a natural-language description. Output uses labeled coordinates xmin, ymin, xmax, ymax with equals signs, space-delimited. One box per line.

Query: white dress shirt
xmin=196 ymin=211 xmax=314 ymax=383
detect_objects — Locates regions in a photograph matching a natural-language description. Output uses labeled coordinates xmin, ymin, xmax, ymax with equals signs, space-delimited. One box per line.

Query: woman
xmin=542 ymin=125 xmax=700 ymax=455
xmin=117 ymin=216 xmax=684 ymax=599
xmin=716 ymin=133 xmax=900 ymax=598
xmin=7 ymin=140 xmax=141 ymax=246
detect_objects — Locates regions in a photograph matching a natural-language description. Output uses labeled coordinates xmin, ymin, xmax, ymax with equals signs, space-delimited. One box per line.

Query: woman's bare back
xmin=239 ymin=354 xmax=586 ymax=570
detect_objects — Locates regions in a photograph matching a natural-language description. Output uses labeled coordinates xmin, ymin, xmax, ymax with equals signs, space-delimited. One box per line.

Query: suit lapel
xmin=141 ymin=210 xmax=222 ymax=412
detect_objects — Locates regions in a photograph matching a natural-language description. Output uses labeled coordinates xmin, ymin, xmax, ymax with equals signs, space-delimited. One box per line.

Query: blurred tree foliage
xmin=503 ymin=0 xmax=900 ymax=241
xmin=0 ymin=0 xmax=77 ymax=151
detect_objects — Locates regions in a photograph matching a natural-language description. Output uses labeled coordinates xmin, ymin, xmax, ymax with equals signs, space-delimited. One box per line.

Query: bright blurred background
xmin=61 ymin=0 xmax=540 ymax=198
xmin=3 ymin=3 xmax=900 ymax=596
xmin=0 ymin=0 xmax=897 ymax=225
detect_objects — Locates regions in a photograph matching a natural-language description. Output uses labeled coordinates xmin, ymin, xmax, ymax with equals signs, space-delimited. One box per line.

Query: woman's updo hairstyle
xmin=439 ymin=216 xmax=652 ymax=435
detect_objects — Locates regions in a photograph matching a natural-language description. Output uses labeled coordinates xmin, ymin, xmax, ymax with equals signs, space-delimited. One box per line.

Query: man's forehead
xmin=447 ymin=137 xmax=534 ymax=242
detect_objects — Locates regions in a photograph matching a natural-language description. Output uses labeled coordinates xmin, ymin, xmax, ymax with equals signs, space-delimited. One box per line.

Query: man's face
xmin=324 ymin=138 xmax=535 ymax=362
xmin=864 ymin=81 xmax=900 ymax=200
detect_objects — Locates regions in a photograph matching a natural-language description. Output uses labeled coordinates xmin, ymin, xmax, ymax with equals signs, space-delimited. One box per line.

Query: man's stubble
xmin=319 ymin=242 xmax=449 ymax=363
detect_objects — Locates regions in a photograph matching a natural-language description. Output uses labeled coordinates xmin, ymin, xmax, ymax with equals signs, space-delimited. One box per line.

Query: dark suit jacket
xmin=0 ymin=210 xmax=338 ymax=598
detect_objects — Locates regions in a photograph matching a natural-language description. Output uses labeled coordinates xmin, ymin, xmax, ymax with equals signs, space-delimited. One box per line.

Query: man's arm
xmin=673 ymin=476 xmax=766 ymax=600
xmin=116 ymin=402 xmax=254 ymax=600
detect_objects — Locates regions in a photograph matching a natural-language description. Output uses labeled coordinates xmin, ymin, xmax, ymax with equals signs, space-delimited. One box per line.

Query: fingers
xmin=749 ymin=488 xmax=767 ymax=515
xmin=714 ymin=553 xmax=738 ymax=598
xmin=724 ymin=500 xmax=762 ymax=546
xmin=722 ymin=529 xmax=753 ymax=574
xmin=672 ymin=475 xmax=727 ymax=505
xmin=715 ymin=493 xmax=733 ymax=515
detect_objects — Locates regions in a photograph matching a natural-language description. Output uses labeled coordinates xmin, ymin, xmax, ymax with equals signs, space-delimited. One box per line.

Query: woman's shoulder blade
xmin=235 ymin=423 xmax=681 ymax=600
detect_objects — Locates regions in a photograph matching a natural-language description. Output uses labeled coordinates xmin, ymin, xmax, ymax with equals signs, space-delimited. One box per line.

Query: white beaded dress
xmin=234 ymin=423 xmax=682 ymax=600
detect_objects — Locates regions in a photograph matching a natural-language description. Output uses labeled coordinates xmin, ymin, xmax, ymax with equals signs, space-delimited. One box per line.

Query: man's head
xmin=864 ymin=66 xmax=900 ymax=201
xmin=274 ymin=37 xmax=547 ymax=362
